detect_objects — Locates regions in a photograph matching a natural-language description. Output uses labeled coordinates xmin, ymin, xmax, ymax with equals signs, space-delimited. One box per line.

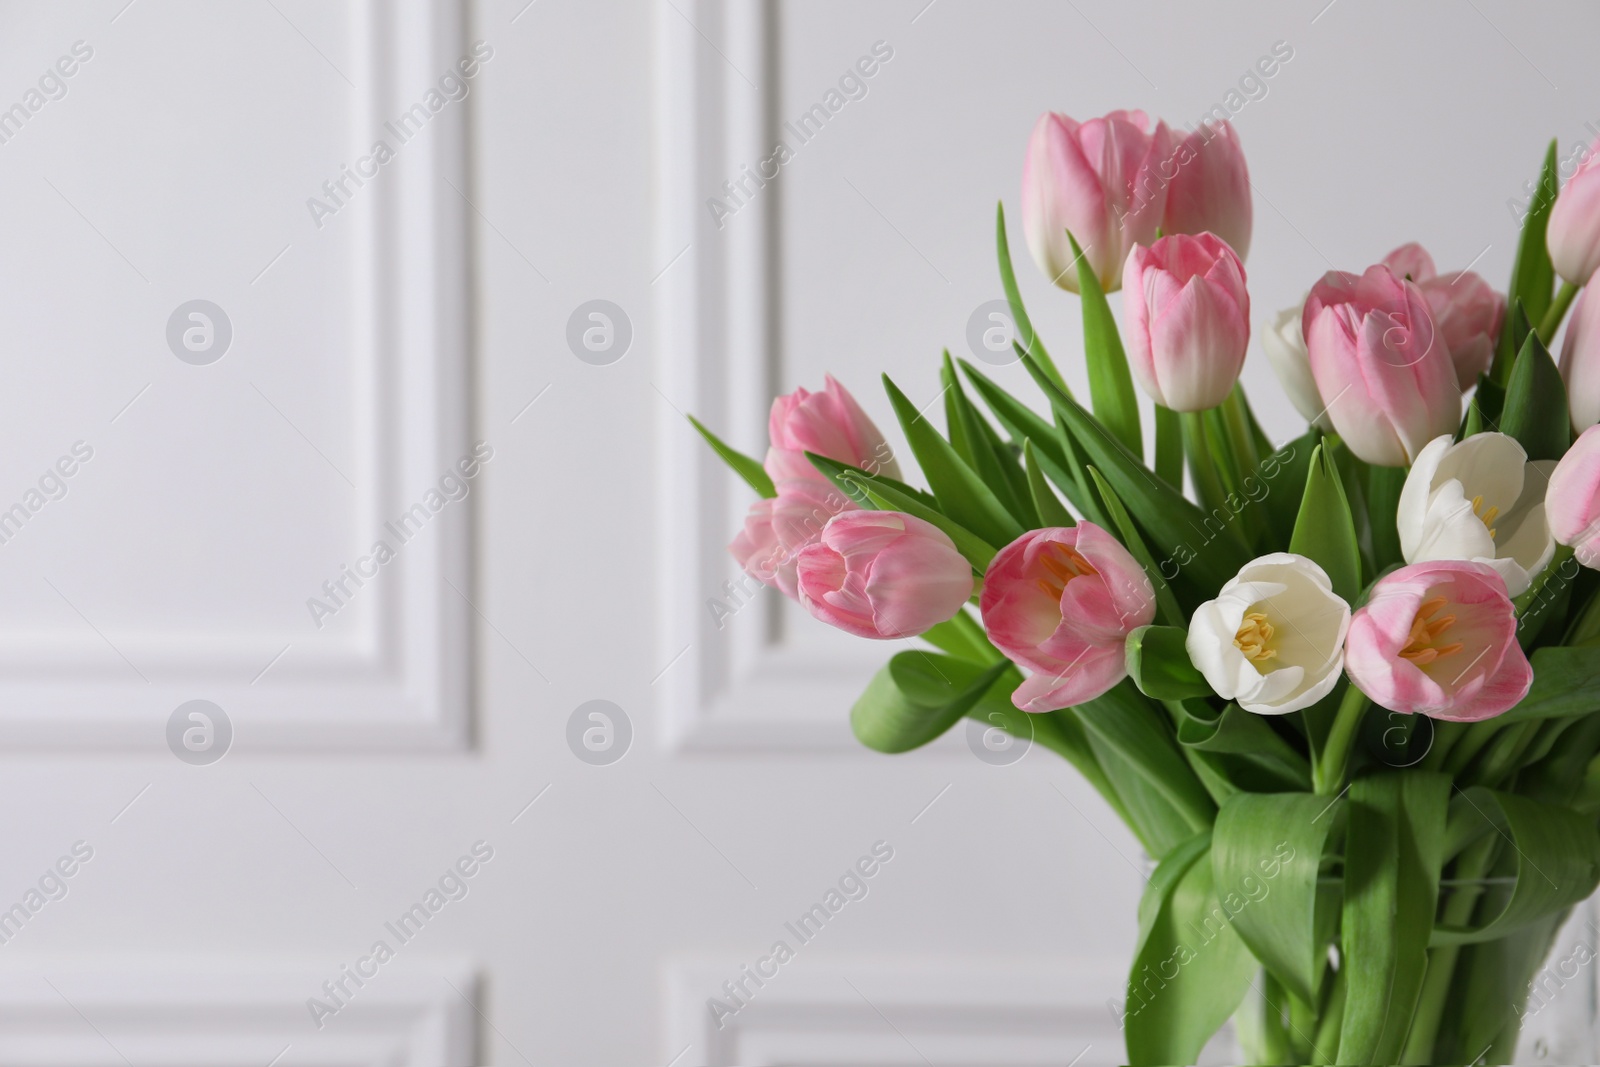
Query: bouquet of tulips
xmin=692 ymin=110 xmax=1600 ymax=1065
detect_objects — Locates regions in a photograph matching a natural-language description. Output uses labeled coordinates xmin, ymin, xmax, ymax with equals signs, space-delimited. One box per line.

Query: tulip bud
xmin=1548 ymin=138 xmax=1600 ymax=286
xmin=1380 ymin=243 xmax=1505 ymax=390
xmin=1560 ymin=288 xmax=1600 ymax=431
xmin=1121 ymin=233 xmax=1250 ymax=412
xmin=729 ymin=481 xmax=853 ymax=599
xmin=1546 ymin=424 xmax=1600 ymax=567
xmin=1302 ymin=264 xmax=1461 ymax=467
xmin=1261 ymin=295 xmax=1333 ymax=431
xmin=794 ymin=511 xmax=973 ymax=639
xmin=1021 ymin=109 xmax=1173 ymax=293
xmin=980 ymin=523 xmax=1156 ymax=711
xmin=1344 ymin=560 xmax=1531 ymax=722
xmin=1162 ymin=121 xmax=1252 ymax=261
xmin=764 ymin=375 xmax=899 ymax=488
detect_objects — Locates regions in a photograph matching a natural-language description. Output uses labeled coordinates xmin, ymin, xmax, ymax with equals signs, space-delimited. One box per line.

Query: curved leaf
xmin=1290 ymin=443 xmax=1362 ymax=604
xmin=850 ymin=653 xmax=1012 ymax=753
xmin=1067 ymin=230 xmax=1142 ymax=457
xmin=1124 ymin=832 xmax=1257 ymax=1066
xmin=1213 ymin=792 xmax=1342 ymax=1005
xmin=687 ymin=414 xmax=775 ymax=498
xmin=1429 ymin=786 xmax=1600 ymax=945
xmin=1500 ymin=330 xmax=1570 ymax=461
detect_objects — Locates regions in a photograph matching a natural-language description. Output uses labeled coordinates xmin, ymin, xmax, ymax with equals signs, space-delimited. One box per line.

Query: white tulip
xmin=1186 ymin=553 xmax=1352 ymax=715
xmin=1261 ymin=295 xmax=1333 ymax=432
xmin=1397 ymin=433 xmax=1555 ymax=597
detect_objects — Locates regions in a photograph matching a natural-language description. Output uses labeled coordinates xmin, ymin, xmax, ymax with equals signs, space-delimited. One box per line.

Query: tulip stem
xmin=1313 ymin=686 xmax=1370 ymax=794
xmin=1538 ymin=281 xmax=1580 ymax=342
xmin=1154 ymin=405 xmax=1183 ymax=488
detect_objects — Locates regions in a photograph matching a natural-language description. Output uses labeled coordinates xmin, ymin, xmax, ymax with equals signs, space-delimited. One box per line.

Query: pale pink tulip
xmin=1303 ymin=265 xmax=1461 ymax=467
xmin=1163 ymin=121 xmax=1252 ymax=261
xmin=1547 ymin=424 xmax=1600 ymax=567
xmin=764 ymin=376 xmax=899 ymax=488
xmin=1122 ymin=233 xmax=1250 ymax=411
xmin=1381 ymin=243 xmax=1506 ymax=389
xmin=980 ymin=523 xmax=1156 ymax=712
xmin=1021 ymin=109 xmax=1174 ymax=293
xmin=795 ymin=512 xmax=973 ymax=639
xmin=1560 ymin=288 xmax=1600 ymax=430
xmin=729 ymin=480 xmax=853 ymax=599
xmin=1344 ymin=560 xmax=1530 ymax=722
xmin=1548 ymin=138 xmax=1600 ymax=286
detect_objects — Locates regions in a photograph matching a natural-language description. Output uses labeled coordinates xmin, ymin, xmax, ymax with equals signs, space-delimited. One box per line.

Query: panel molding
xmin=655 ymin=0 xmax=922 ymax=754
xmin=665 ymin=956 xmax=1152 ymax=1065
xmin=0 ymin=962 xmax=478 ymax=1066
xmin=0 ymin=0 xmax=472 ymax=751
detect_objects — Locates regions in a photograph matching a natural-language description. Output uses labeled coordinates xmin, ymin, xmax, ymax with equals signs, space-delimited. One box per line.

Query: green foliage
xmin=1066 ymin=230 xmax=1143 ymax=457
xmin=686 ymin=414 xmax=775 ymax=498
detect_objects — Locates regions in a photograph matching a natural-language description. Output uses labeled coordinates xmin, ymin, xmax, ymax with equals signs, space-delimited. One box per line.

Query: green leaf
xmin=1261 ymin=430 xmax=1319 ymax=549
xmin=941 ymin=351 xmax=1035 ymax=526
xmin=1175 ymin=701 xmax=1312 ymax=794
xmin=1497 ymin=644 xmax=1600 ymax=722
xmin=1499 ymin=329 xmax=1571 ymax=461
xmin=1213 ymin=792 xmax=1344 ymax=1006
xmin=1429 ymin=786 xmax=1600 ymax=945
xmin=1364 ymin=464 xmax=1406 ymax=571
xmin=1023 ymin=440 xmax=1074 ymax=527
xmin=1067 ymin=230 xmax=1142 ymax=457
xmin=1084 ymin=467 xmax=1183 ymax=626
xmin=686 ymin=414 xmax=775 ymax=498
xmin=850 ymin=653 xmax=1012 ymax=753
xmin=1337 ymin=771 xmax=1450 ymax=1065
xmin=959 ymin=358 xmax=1106 ymax=522
xmin=1125 ymin=625 xmax=1210 ymax=700
xmin=1154 ymin=404 xmax=1183 ymax=488
xmin=1289 ymin=443 xmax=1362 ymax=603
xmin=802 ymin=452 xmax=936 ymax=511
xmin=1021 ymin=355 xmax=1252 ymax=593
xmin=1492 ymin=140 xmax=1559 ymax=386
xmin=994 ymin=201 xmax=1064 ymax=390
xmin=1124 ymin=832 xmax=1257 ymax=1066
xmin=883 ymin=375 xmax=1025 ymax=549
xmin=1074 ymin=680 xmax=1217 ymax=837
xmin=919 ymin=611 xmax=1000 ymax=663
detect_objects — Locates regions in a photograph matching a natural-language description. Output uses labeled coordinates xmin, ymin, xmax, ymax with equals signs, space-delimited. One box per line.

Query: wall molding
xmin=665 ymin=955 xmax=1152 ymax=1065
xmin=654 ymin=0 xmax=929 ymax=754
xmin=0 ymin=0 xmax=472 ymax=751
xmin=0 ymin=962 xmax=478 ymax=1065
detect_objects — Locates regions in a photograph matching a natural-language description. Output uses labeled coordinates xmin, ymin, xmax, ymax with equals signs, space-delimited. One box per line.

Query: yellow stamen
xmin=1035 ymin=542 xmax=1097 ymax=600
xmin=1470 ymin=494 xmax=1500 ymax=541
xmin=1399 ymin=595 xmax=1464 ymax=664
xmin=1233 ymin=611 xmax=1278 ymax=664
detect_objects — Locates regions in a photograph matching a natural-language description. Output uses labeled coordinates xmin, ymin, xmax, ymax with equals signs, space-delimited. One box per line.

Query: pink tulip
xmin=1021 ymin=109 xmax=1174 ymax=293
xmin=1547 ymin=424 xmax=1600 ymax=567
xmin=1162 ymin=121 xmax=1252 ymax=261
xmin=1122 ymin=233 xmax=1250 ymax=411
xmin=1303 ymin=265 xmax=1461 ymax=467
xmin=794 ymin=512 xmax=974 ymax=639
xmin=1560 ymin=288 xmax=1600 ymax=430
xmin=1380 ymin=243 xmax=1506 ymax=389
xmin=1548 ymin=138 xmax=1600 ymax=286
xmin=1344 ymin=560 xmax=1531 ymax=722
xmin=764 ymin=376 xmax=900 ymax=488
xmin=980 ymin=523 xmax=1156 ymax=712
xmin=729 ymin=480 xmax=853 ymax=599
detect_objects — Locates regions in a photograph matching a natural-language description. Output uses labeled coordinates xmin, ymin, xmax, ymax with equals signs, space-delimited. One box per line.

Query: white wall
xmin=0 ymin=1 xmax=1595 ymax=1064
